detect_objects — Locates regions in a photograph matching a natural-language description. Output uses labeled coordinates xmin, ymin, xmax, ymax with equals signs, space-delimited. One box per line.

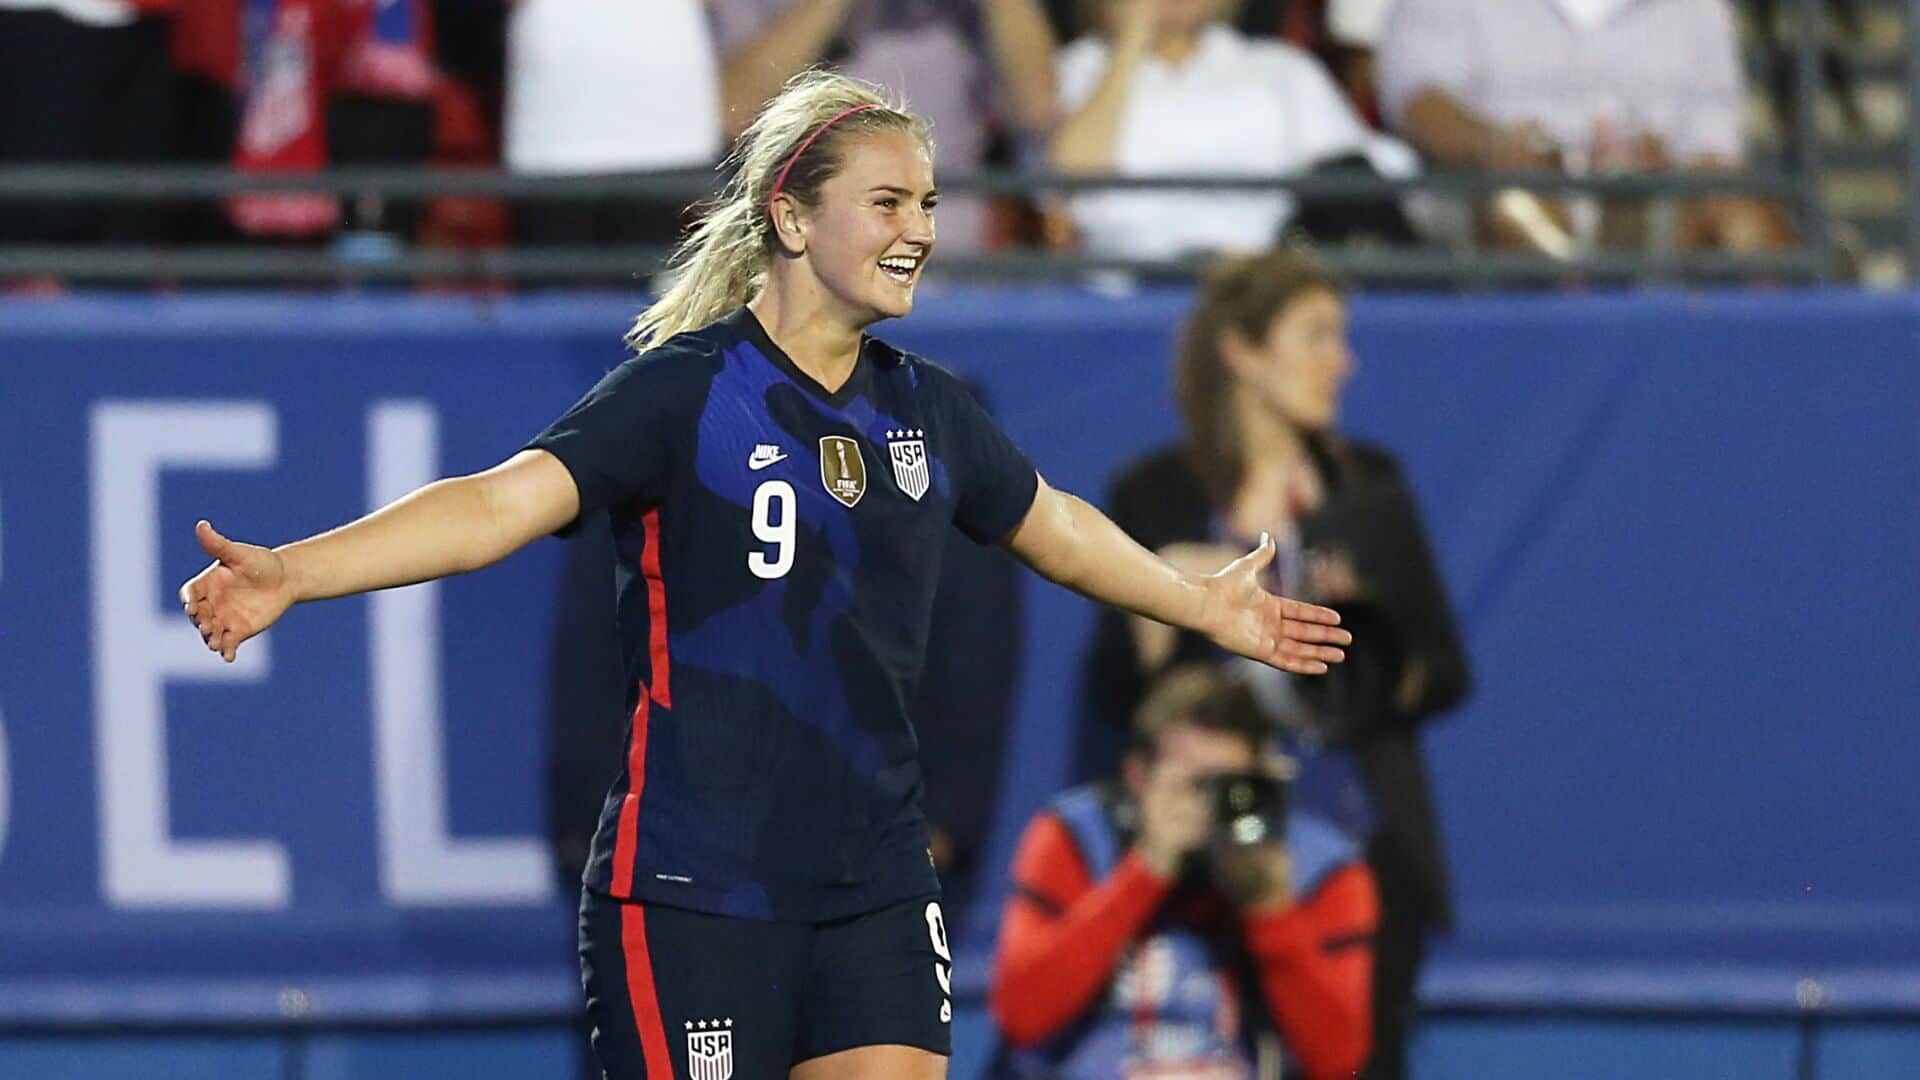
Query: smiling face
xmin=1221 ymin=287 xmax=1354 ymax=432
xmin=779 ymin=129 xmax=937 ymax=325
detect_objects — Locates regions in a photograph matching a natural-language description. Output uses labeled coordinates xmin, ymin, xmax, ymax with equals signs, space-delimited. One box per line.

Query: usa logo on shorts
xmin=686 ymin=1018 xmax=733 ymax=1080
xmin=886 ymin=429 xmax=929 ymax=502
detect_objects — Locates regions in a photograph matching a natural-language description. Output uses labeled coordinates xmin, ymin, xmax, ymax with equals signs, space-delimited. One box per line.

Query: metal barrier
xmin=0 ymin=165 xmax=1832 ymax=286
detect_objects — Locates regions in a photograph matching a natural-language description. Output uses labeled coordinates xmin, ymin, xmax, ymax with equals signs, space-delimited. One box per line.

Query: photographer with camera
xmin=989 ymin=666 xmax=1378 ymax=1079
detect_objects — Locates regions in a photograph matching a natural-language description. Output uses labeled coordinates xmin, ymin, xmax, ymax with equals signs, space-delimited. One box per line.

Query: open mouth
xmin=878 ymin=254 xmax=921 ymax=285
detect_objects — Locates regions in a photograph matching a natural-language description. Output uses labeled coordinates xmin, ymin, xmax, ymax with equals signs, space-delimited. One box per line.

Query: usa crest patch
xmin=886 ymin=428 xmax=929 ymax=501
xmin=686 ymin=1019 xmax=733 ymax=1080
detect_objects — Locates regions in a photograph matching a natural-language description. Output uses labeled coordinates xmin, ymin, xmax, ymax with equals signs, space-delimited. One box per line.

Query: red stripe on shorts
xmin=619 ymin=902 xmax=676 ymax=1077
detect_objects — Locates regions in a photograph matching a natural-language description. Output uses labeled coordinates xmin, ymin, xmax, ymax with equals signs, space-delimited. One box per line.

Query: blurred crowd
xmin=0 ymin=0 xmax=1794 ymax=270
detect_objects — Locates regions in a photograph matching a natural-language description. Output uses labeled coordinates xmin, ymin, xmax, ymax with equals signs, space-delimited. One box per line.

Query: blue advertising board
xmin=1 ymin=287 xmax=1917 ymax=1024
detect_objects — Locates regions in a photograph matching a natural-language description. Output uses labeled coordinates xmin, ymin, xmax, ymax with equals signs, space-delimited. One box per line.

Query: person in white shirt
xmin=0 ymin=0 xmax=173 ymax=253
xmin=1378 ymin=0 xmax=1790 ymax=254
xmin=1322 ymin=0 xmax=1393 ymax=121
xmin=710 ymin=0 xmax=1058 ymax=252
xmin=1048 ymin=0 xmax=1414 ymax=260
xmin=504 ymin=0 xmax=725 ymax=252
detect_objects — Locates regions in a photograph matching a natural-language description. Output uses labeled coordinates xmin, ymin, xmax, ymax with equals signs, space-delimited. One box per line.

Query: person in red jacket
xmin=991 ymin=665 xmax=1378 ymax=1079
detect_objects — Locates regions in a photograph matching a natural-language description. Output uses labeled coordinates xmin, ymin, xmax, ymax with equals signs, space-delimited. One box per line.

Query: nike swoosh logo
xmin=748 ymin=451 xmax=788 ymax=471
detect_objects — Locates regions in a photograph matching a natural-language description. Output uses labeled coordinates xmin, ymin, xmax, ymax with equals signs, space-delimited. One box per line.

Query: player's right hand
xmin=177 ymin=519 xmax=294 ymax=664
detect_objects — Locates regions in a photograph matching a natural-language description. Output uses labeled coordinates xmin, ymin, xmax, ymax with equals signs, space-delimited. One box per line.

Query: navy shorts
xmin=578 ymin=887 xmax=954 ymax=1078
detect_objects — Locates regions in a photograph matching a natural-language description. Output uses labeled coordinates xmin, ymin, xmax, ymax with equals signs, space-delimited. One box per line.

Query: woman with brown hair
xmin=1080 ymin=248 xmax=1470 ymax=1080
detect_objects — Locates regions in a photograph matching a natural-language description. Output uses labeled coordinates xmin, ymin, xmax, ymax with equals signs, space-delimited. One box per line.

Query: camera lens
xmin=1205 ymin=772 xmax=1287 ymax=848
xmin=1229 ymin=813 xmax=1269 ymax=845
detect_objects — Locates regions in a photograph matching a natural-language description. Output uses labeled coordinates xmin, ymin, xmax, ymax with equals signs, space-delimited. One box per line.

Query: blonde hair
xmin=626 ymin=71 xmax=930 ymax=353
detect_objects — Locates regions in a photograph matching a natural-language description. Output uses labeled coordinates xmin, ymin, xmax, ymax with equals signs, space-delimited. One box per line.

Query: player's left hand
xmin=1199 ymin=534 xmax=1350 ymax=675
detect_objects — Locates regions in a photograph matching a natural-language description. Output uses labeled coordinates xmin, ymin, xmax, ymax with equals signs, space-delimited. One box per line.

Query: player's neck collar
xmin=726 ymin=306 xmax=870 ymax=409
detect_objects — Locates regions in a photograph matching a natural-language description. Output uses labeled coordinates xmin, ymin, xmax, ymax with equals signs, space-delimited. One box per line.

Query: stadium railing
xmin=0 ymin=164 xmax=1833 ymax=287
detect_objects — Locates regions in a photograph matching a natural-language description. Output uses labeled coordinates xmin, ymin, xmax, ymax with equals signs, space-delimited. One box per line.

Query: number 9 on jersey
xmin=747 ymin=479 xmax=796 ymax=580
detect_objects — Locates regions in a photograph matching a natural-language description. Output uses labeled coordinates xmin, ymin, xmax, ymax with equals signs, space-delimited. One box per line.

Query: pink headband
xmin=767 ymin=103 xmax=883 ymax=223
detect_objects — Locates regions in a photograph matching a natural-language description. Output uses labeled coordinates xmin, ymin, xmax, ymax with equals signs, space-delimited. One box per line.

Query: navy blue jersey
xmin=528 ymin=308 xmax=1038 ymax=921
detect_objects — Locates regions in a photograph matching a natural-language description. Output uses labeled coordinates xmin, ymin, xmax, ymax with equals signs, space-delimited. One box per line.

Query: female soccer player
xmin=177 ymin=72 xmax=1350 ymax=1080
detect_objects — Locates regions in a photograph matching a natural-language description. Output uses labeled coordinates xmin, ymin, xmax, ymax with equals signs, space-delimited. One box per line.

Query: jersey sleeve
xmin=928 ymin=366 xmax=1040 ymax=545
xmin=525 ymin=351 xmax=694 ymax=532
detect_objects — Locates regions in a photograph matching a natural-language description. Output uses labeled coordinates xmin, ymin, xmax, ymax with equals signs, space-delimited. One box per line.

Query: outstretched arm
xmin=179 ymin=448 xmax=580 ymax=663
xmin=1005 ymin=478 xmax=1350 ymax=675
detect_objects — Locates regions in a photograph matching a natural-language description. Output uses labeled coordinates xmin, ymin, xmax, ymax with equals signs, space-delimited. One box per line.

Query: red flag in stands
xmin=230 ymin=0 xmax=337 ymax=236
xmin=228 ymin=0 xmax=433 ymax=237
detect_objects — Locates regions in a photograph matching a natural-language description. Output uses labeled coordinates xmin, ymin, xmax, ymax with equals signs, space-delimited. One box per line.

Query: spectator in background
xmin=1048 ymin=0 xmax=1418 ymax=259
xmin=1080 ymin=249 xmax=1469 ymax=1080
xmin=1039 ymin=0 xmax=1391 ymax=122
xmin=168 ymin=0 xmax=439 ymax=245
xmin=0 ymin=0 xmax=177 ymax=254
xmin=412 ymin=0 xmax=511 ymax=261
xmin=990 ymin=665 xmax=1377 ymax=1079
xmin=505 ymin=0 xmax=723 ymax=253
xmin=710 ymin=0 xmax=1058 ymax=251
xmin=1275 ymin=0 xmax=1394 ymax=125
xmin=233 ymin=0 xmax=433 ymax=238
xmin=1377 ymin=0 xmax=1792 ymax=254
xmin=170 ymin=0 xmax=246 ymax=244
xmin=169 ymin=0 xmax=510 ymax=278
